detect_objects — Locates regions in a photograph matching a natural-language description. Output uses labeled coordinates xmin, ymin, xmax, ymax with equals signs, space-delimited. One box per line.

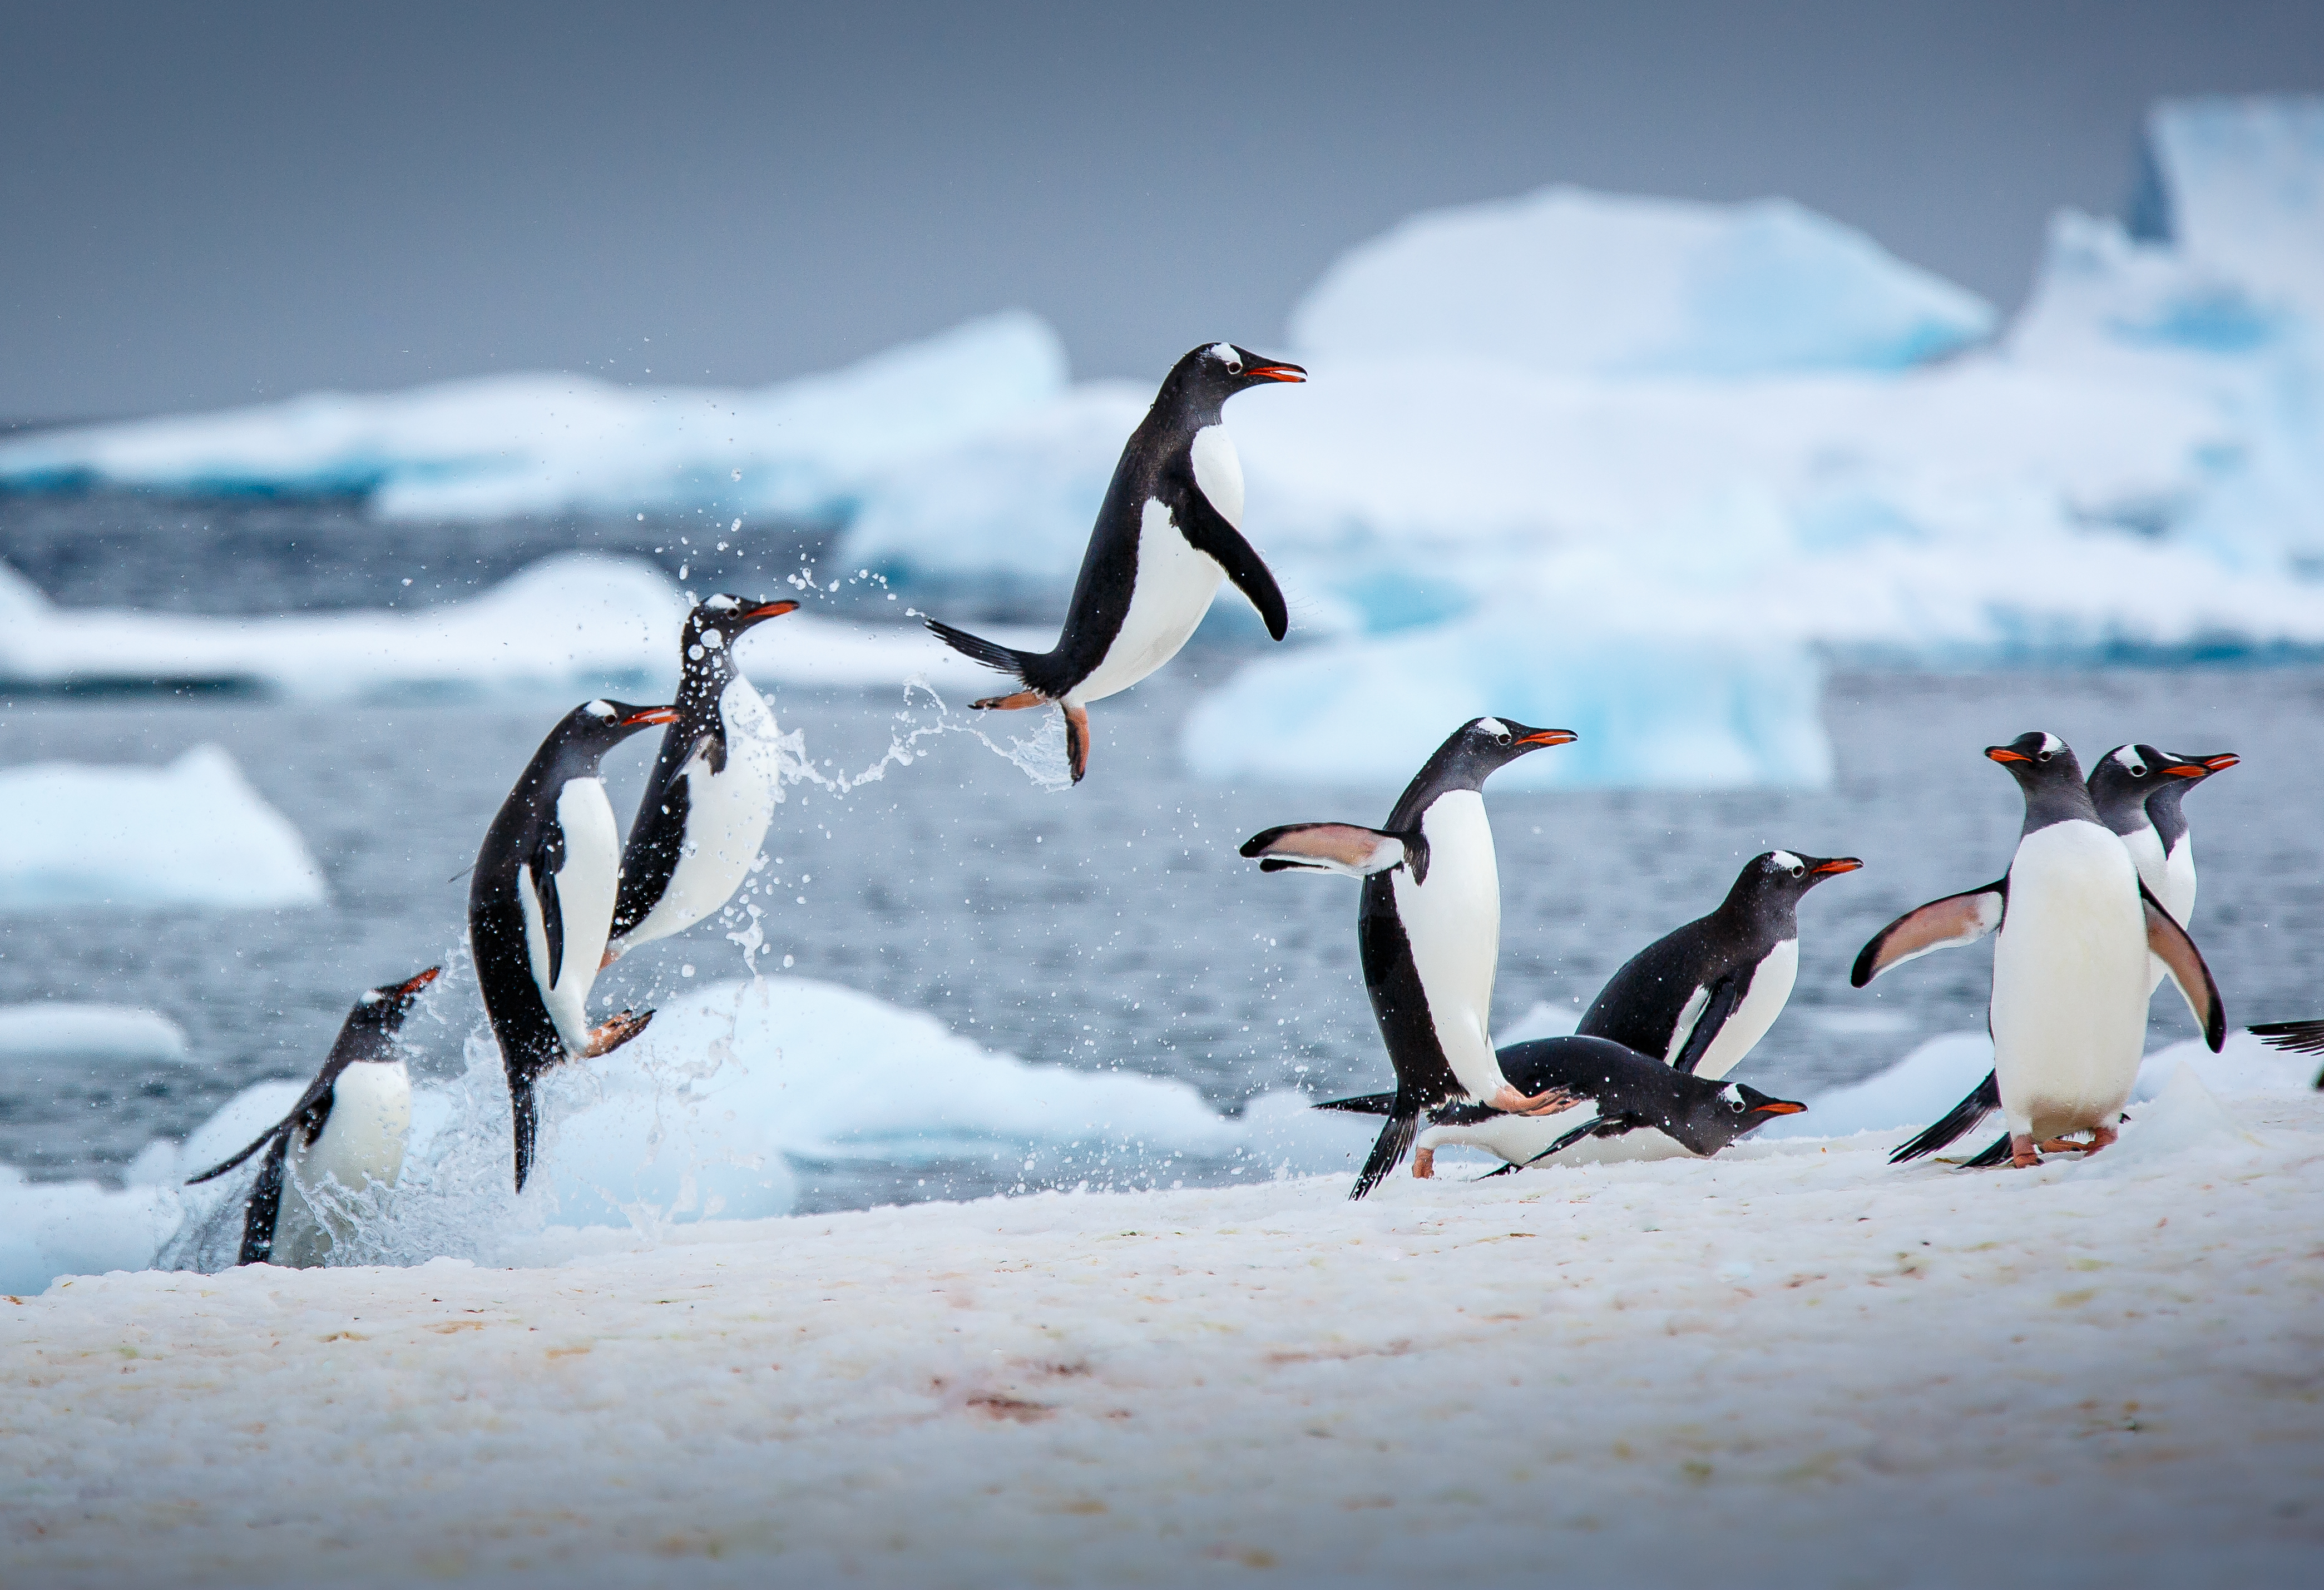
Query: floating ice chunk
xmin=0 ymin=1004 xmax=190 ymax=1063
xmin=1290 ymin=185 xmax=1996 ymax=378
xmin=0 ymin=746 xmax=327 ymax=911
xmin=0 ymin=1166 xmax=181 ymax=1296
xmin=1753 ymin=1033 xmax=1994 ymax=1140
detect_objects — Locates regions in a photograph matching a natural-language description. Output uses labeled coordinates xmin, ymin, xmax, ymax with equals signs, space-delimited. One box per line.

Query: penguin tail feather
xmin=1888 ymin=1069 xmax=2001 ymax=1165
xmin=236 ymin=1133 xmax=292 ymax=1266
xmin=510 ymin=1073 xmax=541 ymax=1193
xmin=1350 ymin=1108 xmax=1420 ymax=1201
xmin=1962 ymin=1131 xmax=2015 ymax=1169
xmin=924 ymin=620 xmax=1038 ymax=685
xmin=1313 ymin=1092 xmax=1396 ymax=1115
xmin=2251 ymin=1018 xmax=2324 ymax=1057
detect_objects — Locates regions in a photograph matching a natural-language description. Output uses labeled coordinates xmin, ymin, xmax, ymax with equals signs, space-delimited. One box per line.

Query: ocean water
xmin=4 ymin=495 xmax=2321 ymax=1215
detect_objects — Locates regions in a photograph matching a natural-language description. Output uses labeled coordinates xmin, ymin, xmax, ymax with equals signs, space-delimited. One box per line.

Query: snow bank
xmin=0 ymin=1003 xmax=189 ymax=1063
xmin=0 ymin=745 xmax=327 ymax=910
xmin=1289 ymin=185 xmax=1996 ymax=378
xmin=8 ymin=1092 xmax=2318 ymax=1587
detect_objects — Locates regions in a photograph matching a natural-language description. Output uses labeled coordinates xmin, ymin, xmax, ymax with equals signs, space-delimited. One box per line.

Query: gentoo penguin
xmin=1892 ymin=741 xmax=2236 ymax=1162
xmin=925 ymin=342 xmax=1304 ymax=782
xmin=471 ymin=699 xmax=675 ymax=1190
xmin=184 ymin=967 xmax=439 ymax=1266
xmin=606 ymin=594 xmax=800 ymax=959
xmin=1576 ymin=850 xmax=1861 ymax=1080
xmin=1318 ymin=1034 xmax=1805 ymax=1177
xmin=1240 ymin=717 xmax=1581 ymax=1198
xmin=1856 ymin=732 xmax=2224 ymax=1170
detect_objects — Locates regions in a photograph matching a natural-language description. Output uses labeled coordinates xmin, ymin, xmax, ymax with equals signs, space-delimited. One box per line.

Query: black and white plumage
xmin=606 ymin=595 xmax=800 ymax=959
xmin=1858 ymin=732 xmax=2224 ymax=1170
xmin=184 ymin=967 xmax=440 ymax=1266
xmin=1578 ymin=850 xmax=1861 ymax=1081
xmin=925 ymin=342 xmax=1303 ymax=782
xmin=1893 ymin=740 xmax=2238 ymax=1163
xmin=1240 ymin=716 xmax=1580 ymax=1198
xmin=1317 ymin=1034 xmax=1805 ymax=1176
xmin=471 ymin=699 xmax=676 ymax=1191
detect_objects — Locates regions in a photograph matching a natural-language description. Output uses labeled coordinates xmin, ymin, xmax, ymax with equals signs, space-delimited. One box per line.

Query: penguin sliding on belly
xmin=184 ymin=967 xmax=440 ymax=1266
xmin=1317 ymin=1034 xmax=1806 ymax=1177
xmin=1892 ymin=741 xmax=2236 ymax=1162
xmin=1239 ymin=717 xmax=1581 ymax=1198
xmin=1856 ymin=733 xmax=2224 ymax=1170
xmin=925 ymin=342 xmax=1303 ymax=782
xmin=471 ymin=699 xmax=677 ymax=1191
xmin=606 ymin=595 xmax=800 ymax=961
xmin=1578 ymin=850 xmax=1861 ymax=1081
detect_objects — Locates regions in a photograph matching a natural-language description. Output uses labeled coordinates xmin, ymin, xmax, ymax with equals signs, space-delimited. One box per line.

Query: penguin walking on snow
xmin=606 ymin=594 xmax=801 ymax=960
xmin=1240 ymin=717 xmax=1581 ymax=1198
xmin=1576 ymin=850 xmax=1861 ymax=1080
xmin=926 ymin=342 xmax=1304 ymax=782
xmin=1318 ymin=1034 xmax=1806 ymax=1177
xmin=1893 ymin=741 xmax=2236 ymax=1162
xmin=184 ymin=967 xmax=440 ymax=1266
xmin=1856 ymin=732 xmax=2224 ymax=1170
xmin=472 ymin=699 xmax=676 ymax=1190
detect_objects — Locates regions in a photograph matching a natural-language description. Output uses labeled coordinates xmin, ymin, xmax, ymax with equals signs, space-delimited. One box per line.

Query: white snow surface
xmin=5 ymin=1074 xmax=2318 ymax=1587
xmin=1289 ymin=184 xmax=1998 ymax=378
xmin=0 ymin=1004 xmax=189 ymax=1063
xmin=0 ymin=745 xmax=327 ymax=910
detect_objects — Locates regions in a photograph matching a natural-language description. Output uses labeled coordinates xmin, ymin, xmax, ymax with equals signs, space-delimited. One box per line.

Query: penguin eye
xmin=1494 ymin=731 xmax=1512 ymax=746
xmin=1788 ymin=864 xmax=1805 ymax=879
xmin=2130 ymin=764 xmax=2147 ymax=777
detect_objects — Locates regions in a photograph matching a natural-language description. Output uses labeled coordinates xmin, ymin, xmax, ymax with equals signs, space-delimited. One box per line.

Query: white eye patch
xmin=2111 ymin=745 xmax=2145 ymax=773
xmin=1769 ymin=850 xmax=1803 ymax=871
xmin=1207 ymin=341 xmax=1240 ymax=370
xmin=2039 ymin=732 xmax=2064 ymax=754
xmin=1719 ymin=1084 xmax=1743 ymax=1104
xmin=584 ymin=700 xmax=616 ymax=719
xmin=1476 ymin=717 xmax=1508 ymax=738
xmin=704 ymin=595 xmax=740 ymax=611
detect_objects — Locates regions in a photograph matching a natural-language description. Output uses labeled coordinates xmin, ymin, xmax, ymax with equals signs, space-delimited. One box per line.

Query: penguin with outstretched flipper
xmin=1578 ymin=850 xmax=1860 ymax=1081
xmin=184 ymin=967 xmax=439 ymax=1266
xmin=471 ymin=699 xmax=676 ymax=1191
xmin=924 ymin=342 xmax=1303 ymax=782
xmin=1857 ymin=733 xmax=2224 ymax=1170
xmin=1240 ymin=717 xmax=1580 ymax=1198
xmin=606 ymin=594 xmax=800 ymax=960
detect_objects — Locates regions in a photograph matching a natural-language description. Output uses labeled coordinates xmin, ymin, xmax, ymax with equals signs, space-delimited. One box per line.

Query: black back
xmin=1484 ymin=1036 xmax=1804 ymax=1156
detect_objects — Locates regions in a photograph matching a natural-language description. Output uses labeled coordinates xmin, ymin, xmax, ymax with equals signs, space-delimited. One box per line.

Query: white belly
xmin=1991 ymin=823 xmax=2150 ymax=1139
xmin=1688 ymin=938 xmax=1798 ymax=1082
xmin=1067 ymin=499 xmax=1223 ymax=705
xmin=2119 ymin=826 xmax=2174 ymax=994
xmin=1389 ymin=791 xmax=1506 ymax=1102
xmin=520 ymin=778 xmax=621 ymax=1053
xmin=1418 ymin=1107 xmax=1695 ymax=1168
xmin=276 ymin=1061 xmax=411 ymax=1267
xmin=2162 ymin=836 xmax=2196 ymax=923
xmin=619 ymin=678 xmax=780 ymax=950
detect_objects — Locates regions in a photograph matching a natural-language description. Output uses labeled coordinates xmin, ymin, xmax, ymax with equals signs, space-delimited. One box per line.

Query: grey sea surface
xmin=4 ymin=654 xmax=2319 ymax=1213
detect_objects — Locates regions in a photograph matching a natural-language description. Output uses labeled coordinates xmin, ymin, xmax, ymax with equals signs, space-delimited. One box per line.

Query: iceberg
xmin=0 ymin=745 xmax=327 ymax=910
xmin=1289 ymin=185 xmax=1997 ymax=378
xmin=0 ymin=1004 xmax=190 ymax=1064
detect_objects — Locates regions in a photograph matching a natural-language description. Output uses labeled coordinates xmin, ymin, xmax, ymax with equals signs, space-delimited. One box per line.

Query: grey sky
xmin=3 ymin=0 xmax=2318 ymax=419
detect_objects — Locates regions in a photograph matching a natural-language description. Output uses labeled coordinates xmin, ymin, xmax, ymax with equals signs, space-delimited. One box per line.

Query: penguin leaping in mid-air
xmin=1893 ymin=740 xmax=2236 ymax=1162
xmin=606 ymin=594 xmax=800 ymax=961
xmin=471 ymin=699 xmax=677 ymax=1191
xmin=184 ymin=967 xmax=440 ymax=1266
xmin=1240 ymin=717 xmax=1581 ymax=1198
xmin=1317 ymin=1033 xmax=1806 ymax=1178
xmin=1856 ymin=732 xmax=2224 ymax=1170
xmin=1576 ymin=850 xmax=1861 ymax=1081
xmin=926 ymin=342 xmax=1304 ymax=782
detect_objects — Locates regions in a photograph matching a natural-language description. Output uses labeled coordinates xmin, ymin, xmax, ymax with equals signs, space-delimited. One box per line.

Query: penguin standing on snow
xmin=1856 ymin=732 xmax=2224 ymax=1170
xmin=605 ymin=594 xmax=801 ymax=960
xmin=1240 ymin=717 xmax=1581 ymax=1198
xmin=184 ymin=967 xmax=440 ymax=1266
xmin=1317 ymin=1033 xmax=1806 ymax=1177
xmin=1893 ymin=741 xmax=2236 ymax=1162
xmin=1576 ymin=850 xmax=1861 ymax=1080
xmin=925 ymin=342 xmax=1304 ymax=782
xmin=471 ymin=699 xmax=676 ymax=1190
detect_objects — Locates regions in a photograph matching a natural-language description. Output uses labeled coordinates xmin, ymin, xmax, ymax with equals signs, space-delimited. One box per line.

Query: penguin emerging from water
xmin=184 ymin=967 xmax=439 ymax=1266
xmin=605 ymin=595 xmax=801 ymax=960
xmin=1317 ymin=1034 xmax=1806 ymax=1177
xmin=1856 ymin=732 xmax=2224 ymax=1170
xmin=925 ymin=342 xmax=1304 ymax=782
xmin=1893 ymin=741 xmax=2237 ymax=1162
xmin=1240 ymin=717 xmax=1580 ymax=1198
xmin=471 ymin=699 xmax=676 ymax=1191
xmin=1576 ymin=850 xmax=1861 ymax=1081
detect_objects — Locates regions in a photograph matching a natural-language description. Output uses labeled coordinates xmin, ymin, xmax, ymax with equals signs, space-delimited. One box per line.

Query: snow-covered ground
xmin=0 ymin=745 xmax=327 ymax=910
xmin=5 ymin=1068 xmax=2317 ymax=1589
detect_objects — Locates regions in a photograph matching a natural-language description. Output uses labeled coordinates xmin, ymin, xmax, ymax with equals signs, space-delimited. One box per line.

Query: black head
xmin=333 ymin=965 xmax=441 ymax=1064
xmin=1392 ymin=717 xmax=1578 ymax=821
xmin=1985 ymin=731 xmax=2095 ymax=832
xmin=684 ymin=595 xmax=798 ymax=657
xmin=553 ymin=698 xmax=682 ymax=759
xmin=1723 ymin=849 xmax=1862 ymax=922
xmin=1155 ymin=342 xmax=1306 ymax=423
xmin=1698 ymin=1080 xmax=1807 ymax=1150
xmin=2086 ymin=745 xmax=2159 ymax=836
xmin=2137 ymin=743 xmax=2237 ymax=845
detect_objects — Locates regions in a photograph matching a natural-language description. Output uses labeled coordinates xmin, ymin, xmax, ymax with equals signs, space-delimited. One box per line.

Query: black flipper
xmin=924 ymin=618 xmax=1042 ymax=685
xmin=1479 ymin=1162 xmax=1521 ymax=1177
xmin=184 ymin=1121 xmax=290 ymax=1186
xmin=237 ymin=1133 xmax=293 ymax=1266
xmin=1890 ymin=1069 xmax=2001 ymax=1164
xmin=1962 ymin=1131 xmax=2014 ymax=1169
xmin=1314 ymin=1092 xmax=1397 ymax=1115
xmin=1669 ymin=973 xmax=1746 ymax=1076
xmin=528 ymin=824 xmax=566 ymax=988
xmin=1521 ymin=1113 xmax=1639 ymax=1166
xmin=1240 ymin=823 xmax=1416 ymax=879
xmin=511 ymin=1071 xmax=543 ymax=1194
xmin=2142 ymin=883 xmax=2226 ymax=1051
xmin=1351 ymin=1106 xmax=1420 ymax=1201
xmin=1174 ymin=487 xmax=1289 ymax=641
xmin=1851 ymin=880 xmax=2007 ymax=987
xmin=611 ymin=760 xmax=695 ymax=941
xmin=2251 ymin=1018 xmax=2324 ymax=1056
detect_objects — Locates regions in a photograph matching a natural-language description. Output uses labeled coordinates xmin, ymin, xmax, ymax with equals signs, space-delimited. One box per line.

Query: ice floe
xmin=0 ymin=1003 xmax=190 ymax=1063
xmin=0 ymin=745 xmax=327 ymax=910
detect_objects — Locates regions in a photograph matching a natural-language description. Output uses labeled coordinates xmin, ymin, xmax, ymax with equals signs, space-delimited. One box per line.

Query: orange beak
xmin=396 ymin=967 xmax=443 ymax=997
xmin=747 ymin=600 xmax=800 ymax=621
xmin=2204 ymin=754 xmax=2239 ymax=771
xmin=622 ymin=706 xmax=681 ymax=727
xmin=1248 ymin=361 xmax=1307 ymax=383
xmin=1812 ymin=858 xmax=1863 ymax=874
xmin=1986 ymin=747 xmax=2029 ymax=762
xmin=1520 ymin=729 xmax=1579 ymax=747
xmin=1753 ymin=1100 xmax=1807 ymax=1116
